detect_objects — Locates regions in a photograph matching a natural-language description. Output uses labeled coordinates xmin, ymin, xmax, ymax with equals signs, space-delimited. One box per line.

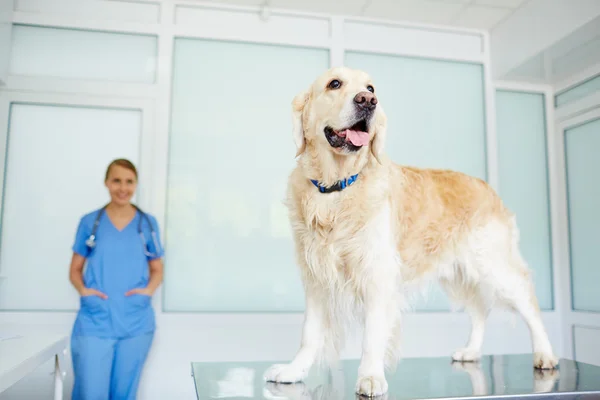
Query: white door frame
xmin=553 ymin=107 xmax=600 ymax=359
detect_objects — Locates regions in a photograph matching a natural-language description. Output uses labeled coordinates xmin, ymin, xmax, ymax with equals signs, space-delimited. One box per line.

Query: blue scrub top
xmin=71 ymin=207 xmax=164 ymax=339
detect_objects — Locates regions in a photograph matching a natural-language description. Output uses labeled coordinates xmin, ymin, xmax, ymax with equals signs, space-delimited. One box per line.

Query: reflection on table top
xmin=191 ymin=354 xmax=600 ymax=399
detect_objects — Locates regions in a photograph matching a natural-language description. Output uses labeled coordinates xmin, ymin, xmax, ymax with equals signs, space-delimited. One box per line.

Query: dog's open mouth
xmin=324 ymin=120 xmax=369 ymax=151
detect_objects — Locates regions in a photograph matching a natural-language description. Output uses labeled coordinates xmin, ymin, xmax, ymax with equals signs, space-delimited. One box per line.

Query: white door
xmin=0 ymin=92 xmax=154 ymax=313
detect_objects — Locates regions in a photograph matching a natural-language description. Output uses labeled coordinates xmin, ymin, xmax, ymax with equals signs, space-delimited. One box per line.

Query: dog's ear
xmin=371 ymin=105 xmax=387 ymax=164
xmin=292 ymin=90 xmax=309 ymax=157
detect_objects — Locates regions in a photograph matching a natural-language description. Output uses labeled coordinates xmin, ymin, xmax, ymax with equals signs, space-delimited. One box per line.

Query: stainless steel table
xmin=191 ymin=354 xmax=600 ymax=399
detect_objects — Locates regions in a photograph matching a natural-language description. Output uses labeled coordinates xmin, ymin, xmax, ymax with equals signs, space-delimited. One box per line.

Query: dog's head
xmin=292 ymin=67 xmax=387 ymax=164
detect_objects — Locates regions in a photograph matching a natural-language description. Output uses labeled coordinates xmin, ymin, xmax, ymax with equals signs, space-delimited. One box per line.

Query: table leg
xmin=54 ymin=354 xmax=64 ymax=400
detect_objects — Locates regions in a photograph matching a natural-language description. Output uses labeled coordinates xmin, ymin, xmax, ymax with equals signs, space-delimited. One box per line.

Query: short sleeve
xmin=146 ymin=214 xmax=164 ymax=261
xmin=72 ymin=216 xmax=90 ymax=258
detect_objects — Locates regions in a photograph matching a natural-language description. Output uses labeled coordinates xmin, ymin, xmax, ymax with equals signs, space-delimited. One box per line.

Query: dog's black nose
xmin=354 ymin=91 xmax=377 ymax=110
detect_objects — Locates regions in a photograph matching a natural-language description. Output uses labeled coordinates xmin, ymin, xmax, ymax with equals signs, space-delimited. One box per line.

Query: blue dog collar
xmin=310 ymin=174 xmax=358 ymax=194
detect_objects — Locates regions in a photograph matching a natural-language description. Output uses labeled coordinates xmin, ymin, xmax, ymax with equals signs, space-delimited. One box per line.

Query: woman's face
xmin=105 ymin=165 xmax=137 ymax=206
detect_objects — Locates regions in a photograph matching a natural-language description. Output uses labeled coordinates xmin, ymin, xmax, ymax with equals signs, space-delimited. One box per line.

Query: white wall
xmin=0 ymin=1 xmax=576 ymax=399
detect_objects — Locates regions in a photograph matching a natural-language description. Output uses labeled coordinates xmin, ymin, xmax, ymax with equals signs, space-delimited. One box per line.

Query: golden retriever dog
xmin=264 ymin=67 xmax=558 ymax=397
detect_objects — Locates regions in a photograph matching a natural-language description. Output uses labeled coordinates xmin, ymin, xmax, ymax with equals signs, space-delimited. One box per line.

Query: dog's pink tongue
xmin=343 ymin=129 xmax=369 ymax=146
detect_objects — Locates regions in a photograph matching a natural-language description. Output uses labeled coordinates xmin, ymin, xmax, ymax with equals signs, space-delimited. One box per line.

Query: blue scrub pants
xmin=71 ymin=333 xmax=154 ymax=400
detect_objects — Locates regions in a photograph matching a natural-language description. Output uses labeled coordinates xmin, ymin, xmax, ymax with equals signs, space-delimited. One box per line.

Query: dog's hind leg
xmin=456 ymin=217 xmax=558 ymax=369
xmin=492 ymin=262 xmax=558 ymax=369
xmin=451 ymin=297 xmax=489 ymax=362
xmin=489 ymin=218 xmax=558 ymax=369
xmin=440 ymin=276 xmax=490 ymax=362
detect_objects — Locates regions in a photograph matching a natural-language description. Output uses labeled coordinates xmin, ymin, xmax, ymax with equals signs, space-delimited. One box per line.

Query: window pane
xmin=555 ymin=75 xmax=600 ymax=107
xmin=164 ymin=39 xmax=329 ymax=312
xmin=574 ymin=325 xmax=600 ymax=366
xmin=9 ymin=25 xmax=157 ymax=83
xmin=565 ymin=117 xmax=600 ymax=312
xmin=0 ymin=104 xmax=141 ymax=311
xmin=496 ymin=90 xmax=553 ymax=310
xmin=16 ymin=0 xmax=160 ymax=24
xmin=344 ymin=52 xmax=487 ymax=311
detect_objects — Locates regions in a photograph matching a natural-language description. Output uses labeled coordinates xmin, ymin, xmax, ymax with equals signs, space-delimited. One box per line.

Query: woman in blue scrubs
xmin=68 ymin=159 xmax=164 ymax=400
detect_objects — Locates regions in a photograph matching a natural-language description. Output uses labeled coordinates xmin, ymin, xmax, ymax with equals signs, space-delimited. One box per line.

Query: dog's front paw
xmin=533 ymin=352 xmax=559 ymax=370
xmin=355 ymin=374 xmax=388 ymax=397
xmin=452 ymin=348 xmax=481 ymax=362
xmin=533 ymin=369 xmax=560 ymax=393
xmin=263 ymin=363 xmax=307 ymax=383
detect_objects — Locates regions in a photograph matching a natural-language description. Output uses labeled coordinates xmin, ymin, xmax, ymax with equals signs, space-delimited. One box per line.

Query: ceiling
xmin=205 ymin=0 xmax=530 ymax=31
xmin=504 ymin=14 xmax=600 ymax=84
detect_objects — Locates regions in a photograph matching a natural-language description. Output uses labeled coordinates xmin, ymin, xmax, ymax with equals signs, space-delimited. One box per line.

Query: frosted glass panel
xmin=344 ymin=52 xmax=487 ymax=311
xmin=0 ymin=104 xmax=141 ymax=311
xmin=556 ymin=75 xmax=600 ymax=107
xmin=9 ymin=25 xmax=157 ymax=83
xmin=165 ymin=38 xmax=329 ymax=312
xmin=16 ymin=0 xmax=160 ymax=24
xmin=573 ymin=325 xmax=600 ymax=366
xmin=496 ymin=90 xmax=553 ymax=310
xmin=565 ymin=117 xmax=600 ymax=312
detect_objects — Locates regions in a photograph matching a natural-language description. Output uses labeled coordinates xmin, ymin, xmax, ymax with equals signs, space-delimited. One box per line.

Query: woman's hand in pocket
xmin=125 ymin=288 xmax=152 ymax=297
xmin=79 ymin=288 xmax=108 ymax=299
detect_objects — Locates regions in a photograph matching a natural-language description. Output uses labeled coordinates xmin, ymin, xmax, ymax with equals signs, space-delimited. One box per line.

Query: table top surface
xmin=191 ymin=354 xmax=600 ymax=399
xmin=0 ymin=333 xmax=68 ymax=392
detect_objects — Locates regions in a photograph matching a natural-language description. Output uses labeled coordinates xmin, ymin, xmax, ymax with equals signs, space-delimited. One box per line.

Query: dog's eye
xmin=366 ymin=85 xmax=375 ymax=93
xmin=328 ymin=79 xmax=342 ymax=90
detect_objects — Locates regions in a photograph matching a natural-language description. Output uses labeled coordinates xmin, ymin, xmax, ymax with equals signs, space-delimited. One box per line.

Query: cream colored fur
xmin=264 ymin=67 xmax=558 ymax=397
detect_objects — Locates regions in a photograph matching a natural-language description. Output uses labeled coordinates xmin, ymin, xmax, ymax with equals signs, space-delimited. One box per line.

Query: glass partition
xmin=344 ymin=51 xmax=487 ymax=311
xmin=495 ymin=90 xmax=553 ymax=310
xmin=9 ymin=25 xmax=157 ymax=83
xmin=555 ymin=75 xmax=600 ymax=107
xmin=0 ymin=103 xmax=141 ymax=311
xmin=164 ymin=38 xmax=329 ymax=312
xmin=565 ymin=117 xmax=600 ymax=312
